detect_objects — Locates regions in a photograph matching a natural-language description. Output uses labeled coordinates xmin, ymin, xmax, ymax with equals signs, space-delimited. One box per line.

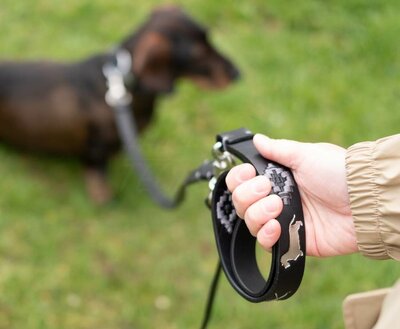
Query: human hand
xmin=225 ymin=134 xmax=358 ymax=257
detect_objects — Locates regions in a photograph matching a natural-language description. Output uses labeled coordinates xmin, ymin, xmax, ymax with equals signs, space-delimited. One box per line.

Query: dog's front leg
xmin=84 ymin=165 xmax=113 ymax=204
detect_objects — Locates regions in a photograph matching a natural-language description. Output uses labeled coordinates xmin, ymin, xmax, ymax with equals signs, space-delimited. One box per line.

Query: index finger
xmin=226 ymin=163 xmax=256 ymax=192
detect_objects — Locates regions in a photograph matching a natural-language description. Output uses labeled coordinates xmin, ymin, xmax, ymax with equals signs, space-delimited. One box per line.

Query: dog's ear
xmin=132 ymin=32 xmax=175 ymax=93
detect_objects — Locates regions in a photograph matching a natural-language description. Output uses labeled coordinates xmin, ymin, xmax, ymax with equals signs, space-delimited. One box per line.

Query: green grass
xmin=1 ymin=1 xmax=400 ymax=328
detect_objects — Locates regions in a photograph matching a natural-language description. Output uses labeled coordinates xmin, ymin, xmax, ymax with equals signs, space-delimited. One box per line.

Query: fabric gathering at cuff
xmin=346 ymin=135 xmax=400 ymax=261
xmin=346 ymin=141 xmax=388 ymax=259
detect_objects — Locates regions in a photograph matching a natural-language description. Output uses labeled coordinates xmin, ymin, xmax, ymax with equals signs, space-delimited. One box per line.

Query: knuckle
xmin=245 ymin=205 xmax=261 ymax=226
xmin=244 ymin=219 xmax=258 ymax=237
xmin=231 ymin=188 xmax=246 ymax=208
xmin=256 ymin=230 xmax=273 ymax=251
xmin=225 ymin=168 xmax=239 ymax=191
xmin=244 ymin=206 xmax=263 ymax=236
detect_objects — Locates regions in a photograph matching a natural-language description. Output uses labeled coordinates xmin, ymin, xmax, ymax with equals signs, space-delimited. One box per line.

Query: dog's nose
xmin=228 ymin=65 xmax=241 ymax=81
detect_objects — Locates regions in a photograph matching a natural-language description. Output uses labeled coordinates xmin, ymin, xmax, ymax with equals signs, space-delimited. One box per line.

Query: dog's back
xmin=0 ymin=57 xmax=112 ymax=154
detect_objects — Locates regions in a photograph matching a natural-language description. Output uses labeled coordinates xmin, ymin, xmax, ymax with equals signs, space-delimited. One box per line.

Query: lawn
xmin=0 ymin=1 xmax=400 ymax=328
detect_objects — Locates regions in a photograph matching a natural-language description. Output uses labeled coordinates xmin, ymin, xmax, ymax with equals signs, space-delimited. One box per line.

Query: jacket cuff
xmin=346 ymin=141 xmax=389 ymax=259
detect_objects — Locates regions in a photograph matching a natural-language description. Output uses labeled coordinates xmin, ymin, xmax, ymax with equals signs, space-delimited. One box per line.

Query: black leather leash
xmin=103 ymin=53 xmax=306 ymax=325
xmin=209 ymin=128 xmax=306 ymax=302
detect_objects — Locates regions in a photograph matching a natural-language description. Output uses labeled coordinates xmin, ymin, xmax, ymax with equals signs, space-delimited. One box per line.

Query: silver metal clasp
xmin=103 ymin=49 xmax=133 ymax=107
xmin=207 ymin=141 xmax=237 ymax=206
xmin=211 ymin=141 xmax=236 ymax=177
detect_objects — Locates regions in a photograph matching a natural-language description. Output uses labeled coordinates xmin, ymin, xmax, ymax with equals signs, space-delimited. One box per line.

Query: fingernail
xmin=237 ymin=164 xmax=255 ymax=183
xmin=263 ymin=222 xmax=276 ymax=236
xmin=263 ymin=200 xmax=278 ymax=214
xmin=253 ymin=177 xmax=268 ymax=195
xmin=254 ymin=134 xmax=270 ymax=144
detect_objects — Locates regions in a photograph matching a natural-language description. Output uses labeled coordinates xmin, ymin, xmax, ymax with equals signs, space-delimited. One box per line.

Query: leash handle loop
xmin=210 ymin=128 xmax=306 ymax=302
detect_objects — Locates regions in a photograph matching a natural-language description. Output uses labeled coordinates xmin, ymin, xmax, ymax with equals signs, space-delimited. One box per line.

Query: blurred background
xmin=0 ymin=0 xmax=400 ymax=328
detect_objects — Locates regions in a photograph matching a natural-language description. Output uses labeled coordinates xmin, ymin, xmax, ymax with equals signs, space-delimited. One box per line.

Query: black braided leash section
xmin=210 ymin=128 xmax=306 ymax=302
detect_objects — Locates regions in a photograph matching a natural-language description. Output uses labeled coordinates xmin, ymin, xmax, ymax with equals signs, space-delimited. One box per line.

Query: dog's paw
xmin=84 ymin=169 xmax=113 ymax=205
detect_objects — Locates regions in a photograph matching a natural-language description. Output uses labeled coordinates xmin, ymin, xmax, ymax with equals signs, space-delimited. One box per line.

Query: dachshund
xmin=0 ymin=6 xmax=240 ymax=203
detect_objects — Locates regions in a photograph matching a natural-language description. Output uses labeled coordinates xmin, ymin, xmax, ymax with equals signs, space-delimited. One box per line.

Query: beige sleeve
xmin=343 ymin=287 xmax=391 ymax=329
xmin=372 ymin=280 xmax=400 ymax=329
xmin=346 ymin=134 xmax=400 ymax=260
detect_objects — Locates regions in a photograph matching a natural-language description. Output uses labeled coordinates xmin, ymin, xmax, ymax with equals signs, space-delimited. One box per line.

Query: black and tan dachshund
xmin=0 ymin=6 xmax=239 ymax=203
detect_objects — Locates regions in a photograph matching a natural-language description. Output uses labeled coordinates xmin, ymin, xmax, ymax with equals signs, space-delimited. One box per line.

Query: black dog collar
xmin=210 ymin=128 xmax=306 ymax=302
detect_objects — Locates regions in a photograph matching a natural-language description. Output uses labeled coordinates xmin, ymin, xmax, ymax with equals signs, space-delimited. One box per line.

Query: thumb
xmin=253 ymin=134 xmax=304 ymax=170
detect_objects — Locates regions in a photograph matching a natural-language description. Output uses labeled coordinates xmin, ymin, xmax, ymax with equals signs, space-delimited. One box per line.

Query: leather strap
xmin=211 ymin=128 xmax=306 ymax=302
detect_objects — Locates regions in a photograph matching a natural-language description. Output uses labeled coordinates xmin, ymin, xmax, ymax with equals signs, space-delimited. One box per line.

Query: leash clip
xmin=207 ymin=141 xmax=236 ymax=207
xmin=103 ymin=49 xmax=133 ymax=107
